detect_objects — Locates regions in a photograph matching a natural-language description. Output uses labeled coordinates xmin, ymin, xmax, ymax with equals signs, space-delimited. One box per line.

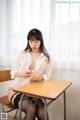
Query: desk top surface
xmin=0 ymin=67 xmax=10 ymax=71
xmin=13 ymin=80 xmax=72 ymax=100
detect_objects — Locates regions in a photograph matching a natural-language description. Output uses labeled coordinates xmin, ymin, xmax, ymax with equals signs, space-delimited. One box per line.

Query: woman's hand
xmin=15 ymin=70 xmax=32 ymax=78
xmin=30 ymin=72 xmax=44 ymax=82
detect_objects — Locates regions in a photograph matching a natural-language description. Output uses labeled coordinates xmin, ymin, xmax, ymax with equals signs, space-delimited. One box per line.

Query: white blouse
xmin=11 ymin=51 xmax=52 ymax=87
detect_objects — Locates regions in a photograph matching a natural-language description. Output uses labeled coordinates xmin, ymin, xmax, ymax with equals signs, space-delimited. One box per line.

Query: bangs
xmin=27 ymin=29 xmax=43 ymax=41
xmin=28 ymin=35 xmax=41 ymax=41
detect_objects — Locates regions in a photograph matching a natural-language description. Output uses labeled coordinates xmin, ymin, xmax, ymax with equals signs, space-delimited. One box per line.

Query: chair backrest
xmin=0 ymin=68 xmax=11 ymax=82
xmin=0 ymin=68 xmax=16 ymax=112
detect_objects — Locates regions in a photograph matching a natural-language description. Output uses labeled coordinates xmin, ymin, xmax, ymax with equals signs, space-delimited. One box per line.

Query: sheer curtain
xmin=0 ymin=0 xmax=80 ymax=70
xmin=54 ymin=0 xmax=80 ymax=69
xmin=0 ymin=0 xmax=53 ymax=66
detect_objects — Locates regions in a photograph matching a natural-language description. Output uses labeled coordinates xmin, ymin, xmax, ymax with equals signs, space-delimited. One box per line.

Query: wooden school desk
xmin=13 ymin=80 xmax=72 ymax=120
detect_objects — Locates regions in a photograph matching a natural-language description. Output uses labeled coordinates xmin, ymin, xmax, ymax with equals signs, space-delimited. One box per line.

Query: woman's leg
xmin=36 ymin=99 xmax=49 ymax=120
xmin=19 ymin=99 xmax=37 ymax=120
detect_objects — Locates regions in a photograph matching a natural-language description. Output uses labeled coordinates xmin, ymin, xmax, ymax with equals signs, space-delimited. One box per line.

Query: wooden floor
xmin=0 ymin=111 xmax=24 ymax=120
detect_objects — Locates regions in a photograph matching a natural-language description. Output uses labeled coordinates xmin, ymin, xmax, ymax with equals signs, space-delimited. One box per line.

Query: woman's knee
xmin=37 ymin=109 xmax=44 ymax=120
xmin=20 ymin=99 xmax=36 ymax=113
xmin=37 ymin=111 xmax=49 ymax=120
xmin=27 ymin=104 xmax=36 ymax=114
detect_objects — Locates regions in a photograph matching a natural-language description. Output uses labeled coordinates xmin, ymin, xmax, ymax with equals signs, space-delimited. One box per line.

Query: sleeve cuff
xmin=10 ymin=71 xmax=16 ymax=79
xmin=42 ymin=74 xmax=48 ymax=81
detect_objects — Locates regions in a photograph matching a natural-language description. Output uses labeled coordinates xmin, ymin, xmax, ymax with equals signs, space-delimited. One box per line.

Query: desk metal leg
xmin=64 ymin=91 xmax=66 ymax=120
xmin=43 ymin=99 xmax=48 ymax=120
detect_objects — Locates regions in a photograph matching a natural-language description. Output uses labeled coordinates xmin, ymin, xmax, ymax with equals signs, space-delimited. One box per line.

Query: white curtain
xmin=54 ymin=0 xmax=80 ymax=69
xmin=0 ymin=0 xmax=80 ymax=70
xmin=0 ymin=0 xmax=53 ymax=66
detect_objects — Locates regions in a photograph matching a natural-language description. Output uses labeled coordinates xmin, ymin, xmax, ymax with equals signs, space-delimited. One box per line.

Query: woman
xmin=8 ymin=28 xmax=51 ymax=120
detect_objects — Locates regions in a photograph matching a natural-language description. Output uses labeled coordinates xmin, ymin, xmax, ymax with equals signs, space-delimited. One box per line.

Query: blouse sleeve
xmin=40 ymin=56 xmax=53 ymax=81
xmin=10 ymin=53 xmax=22 ymax=79
xmin=42 ymin=59 xmax=54 ymax=81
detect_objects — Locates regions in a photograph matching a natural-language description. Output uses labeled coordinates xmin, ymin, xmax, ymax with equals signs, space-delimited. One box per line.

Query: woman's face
xmin=29 ymin=36 xmax=41 ymax=52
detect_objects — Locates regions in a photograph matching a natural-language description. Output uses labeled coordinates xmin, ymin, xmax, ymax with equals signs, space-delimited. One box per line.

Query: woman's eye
xmin=29 ymin=40 xmax=39 ymax=43
xmin=35 ymin=41 xmax=38 ymax=43
xmin=29 ymin=41 xmax=33 ymax=43
xmin=30 ymin=41 xmax=32 ymax=43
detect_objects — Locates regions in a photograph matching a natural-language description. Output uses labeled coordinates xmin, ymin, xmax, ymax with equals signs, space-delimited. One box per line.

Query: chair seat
xmin=0 ymin=95 xmax=15 ymax=112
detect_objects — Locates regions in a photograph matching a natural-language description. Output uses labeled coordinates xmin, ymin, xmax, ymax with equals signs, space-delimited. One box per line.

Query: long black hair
xmin=24 ymin=28 xmax=50 ymax=61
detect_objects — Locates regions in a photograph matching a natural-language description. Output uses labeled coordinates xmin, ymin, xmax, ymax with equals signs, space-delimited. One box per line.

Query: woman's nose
xmin=32 ymin=41 xmax=35 ymax=45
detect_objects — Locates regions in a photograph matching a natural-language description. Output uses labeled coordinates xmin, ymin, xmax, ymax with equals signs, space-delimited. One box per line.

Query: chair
xmin=0 ymin=95 xmax=18 ymax=120
xmin=0 ymin=95 xmax=15 ymax=112
xmin=0 ymin=68 xmax=18 ymax=120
